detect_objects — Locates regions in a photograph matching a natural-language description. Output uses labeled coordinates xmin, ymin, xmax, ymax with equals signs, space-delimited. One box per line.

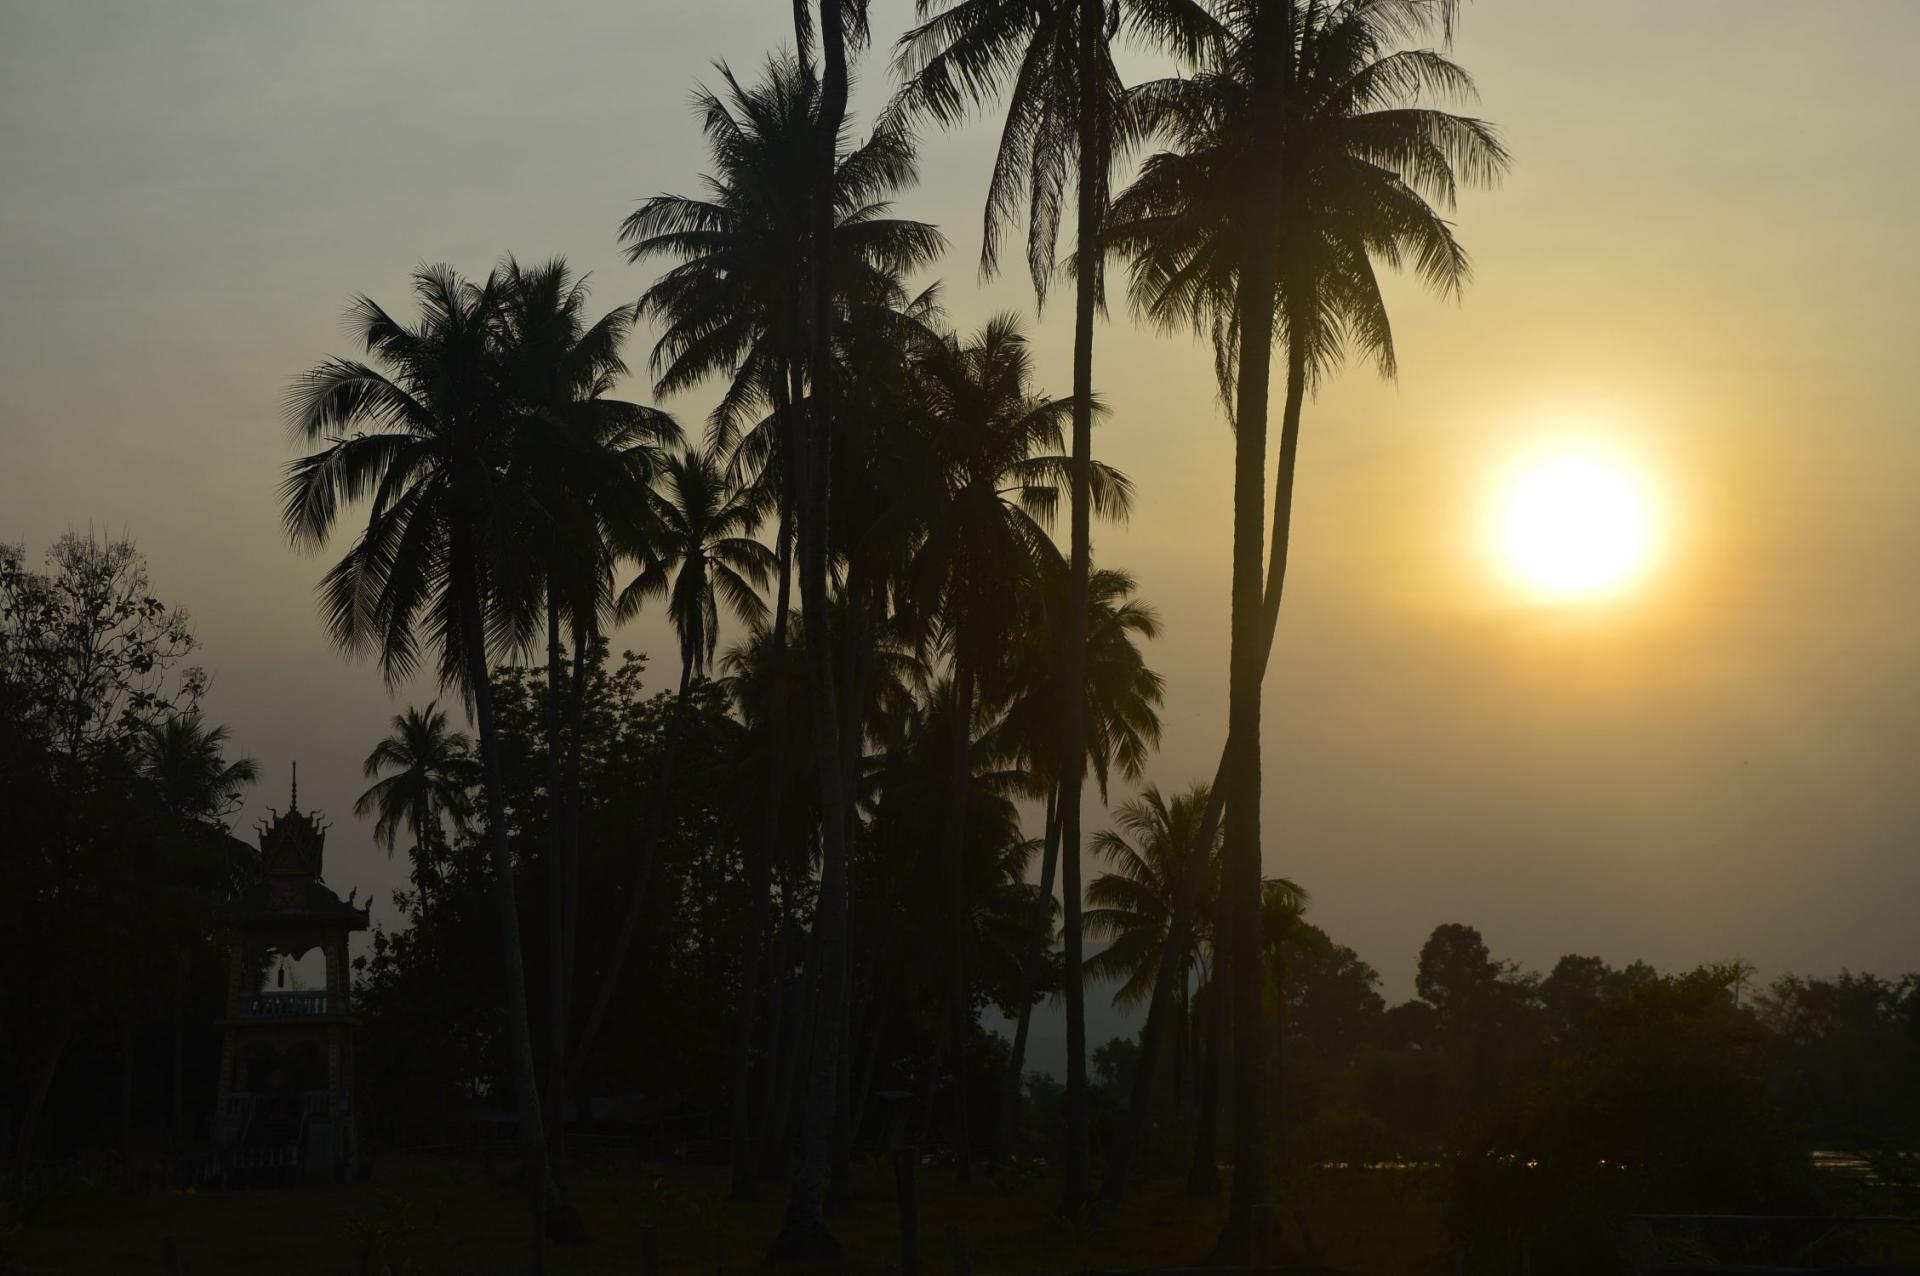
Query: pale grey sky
xmin=3 ymin=0 xmax=1917 ymax=1004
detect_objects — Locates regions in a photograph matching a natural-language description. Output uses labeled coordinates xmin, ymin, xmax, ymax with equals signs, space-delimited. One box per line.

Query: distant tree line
xmin=352 ymin=699 xmax=1920 ymax=1270
xmin=4 ymin=535 xmax=1915 ymax=1273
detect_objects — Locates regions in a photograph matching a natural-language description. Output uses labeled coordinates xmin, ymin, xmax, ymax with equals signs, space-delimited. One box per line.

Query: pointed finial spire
xmin=290 ymin=761 xmax=299 ymax=813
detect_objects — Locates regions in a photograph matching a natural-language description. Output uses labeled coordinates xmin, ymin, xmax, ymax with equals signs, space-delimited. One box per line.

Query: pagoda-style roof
xmin=259 ymin=800 xmax=326 ymax=881
xmin=220 ymin=877 xmax=370 ymax=930
xmin=217 ymin=777 xmax=370 ymax=932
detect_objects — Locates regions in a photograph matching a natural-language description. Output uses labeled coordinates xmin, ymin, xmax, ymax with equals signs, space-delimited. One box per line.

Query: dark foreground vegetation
xmin=3 ymin=0 xmax=1917 ymax=1272
xmin=8 ymin=1163 xmax=1455 ymax=1276
xmin=4 ymin=536 xmax=1917 ymax=1271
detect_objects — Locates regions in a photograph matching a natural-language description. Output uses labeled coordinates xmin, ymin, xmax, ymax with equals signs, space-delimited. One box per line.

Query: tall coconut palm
xmin=990 ymin=565 xmax=1164 ymax=802
xmin=568 ymin=446 xmax=775 ymax=1089
xmin=1091 ymin=783 xmax=1307 ymax=1204
xmin=1084 ymin=783 xmax=1232 ymax=1198
xmin=1108 ymin=0 xmax=1505 ymax=1249
xmin=1085 ymin=784 xmax=1219 ymax=1013
xmin=353 ymin=701 xmax=474 ymax=921
xmin=719 ymin=613 xmax=822 ymax=1178
xmin=132 ymin=711 xmax=259 ymax=1154
xmin=625 ymin=53 xmax=940 ymax=458
xmin=136 ymin=713 xmax=261 ymax=826
xmin=282 ymin=265 xmax=561 ymax=1269
xmin=622 ymin=53 xmax=940 ymax=1200
xmin=494 ymin=255 xmax=677 ymax=1173
xmin=984 ymin=564 xmax=1162 ymax=1164
xmin=893 ymin=314 xmax=1128 ymax=1182
xmin=772 ymin=0 xmax=872 ymax=1254
xmin=133 ymin=711 xmax=261 ymax=923
xmin=860 ymin=670 xmax=1041 ymax=1128
xmin=893 ymin=0 xmax=1171 ymax=1207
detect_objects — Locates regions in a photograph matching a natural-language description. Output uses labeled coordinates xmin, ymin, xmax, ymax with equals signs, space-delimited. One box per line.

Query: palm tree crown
xmin=623 ymin=53 xmax=944 ymax=453
xmin=989 ymin=564 xmax=1163 ymax=800
xmin=1111 ymin=0 xmax=1509 ymax=401
xmin=1086 ymin=783 xmax=1219 ymax=1007
xmin=495 ymin=256 xmax=681 ymax=640
xmin=135 ymin=712 xmax=259 ymax=823
xmin=893 ymin=0 xmax=1135 ymax=302
xmin=893 ymin=314 xmax=1127 ymax=672
xmin=619 ymin=448 xmax=777 ymax=678
xmin=353 ymin=701 xmax=474 ymax=856
xmin=283 ymin=266 xmax=533 ymax=692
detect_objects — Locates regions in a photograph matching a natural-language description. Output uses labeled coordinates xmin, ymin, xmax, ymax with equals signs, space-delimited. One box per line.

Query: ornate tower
xmin=213 ymin=773 xmax=370 ymax=1183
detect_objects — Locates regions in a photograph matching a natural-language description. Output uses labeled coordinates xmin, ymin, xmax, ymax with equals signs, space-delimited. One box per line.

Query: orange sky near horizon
xmin=2 ymin=0 xmax=1916 ymax=1000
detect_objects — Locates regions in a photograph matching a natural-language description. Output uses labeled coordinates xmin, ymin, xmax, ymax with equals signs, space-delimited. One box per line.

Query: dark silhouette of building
xmin=213 ymin=775 xmax=369 ymax=1183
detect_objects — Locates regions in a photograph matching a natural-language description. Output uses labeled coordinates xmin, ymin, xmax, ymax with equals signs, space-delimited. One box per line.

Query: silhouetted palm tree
xmin=569 ymin=446 xmax=775 ymax=1086
xmin=282 ymin=264 xmax=559 ymax=1268
xmin=894 ymin=314 xmax=1127 ymax=1182
xmin=353 ymin=701 xmax=474 ymax=922
xmin=495 ymin=255 xmax=678 ymax=1167
xmin=1259 ymin=874 xmax=1311 ymax=974
xmin=623 ymin=57 xmax=940 ymax=1199
xmin=136 ymin=713 xmax=260 ymax=827
xmin=986 ymin=564 xmax=1162 ymax=1163
xmin=774 ymin=1 xmax=878 ymax=1253
xmin=132 ymin=710 xmax=258 ymax=1153
xmin=991 ymin=565 xmax=1164 ymax=803
xmin=1086 ymin=784 xmax=1219 ymax=1012
xmin=893 ymin=0 xmax=1175 ymax=1206
xmin=1107 ymin=0 xmax=1505 ymax=1247
xmin=625 ymin=448 xmax=777 ymax=684
xmin=1083 ymin=781 xmax=1229 ymax=1198
xmin=625 ymin=54 xmax=939 ymax=458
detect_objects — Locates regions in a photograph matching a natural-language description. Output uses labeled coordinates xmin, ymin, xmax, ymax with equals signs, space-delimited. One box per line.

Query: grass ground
xmin=2 ymin=1154 xmax=1454 ymax=1275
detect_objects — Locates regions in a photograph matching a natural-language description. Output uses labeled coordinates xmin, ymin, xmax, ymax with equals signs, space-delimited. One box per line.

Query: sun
xmin=1498 ymin=450 xmax=1658 ymax=600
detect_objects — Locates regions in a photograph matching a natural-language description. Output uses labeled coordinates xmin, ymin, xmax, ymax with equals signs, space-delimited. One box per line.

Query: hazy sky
xmin=3 ymin=0 xmax=1917 ymax=1005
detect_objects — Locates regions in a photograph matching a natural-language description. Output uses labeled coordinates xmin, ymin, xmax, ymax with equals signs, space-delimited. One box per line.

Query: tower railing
xmin=239 ymin=989 xmax=333 ymax=1017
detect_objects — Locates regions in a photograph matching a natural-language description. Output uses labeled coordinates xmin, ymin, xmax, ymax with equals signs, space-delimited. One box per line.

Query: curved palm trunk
xmin=412 ymin=790 xmax=434 ymax=929
xmin=1056 ymin=0 xmax=1105 ymax=1219
xmin=1216 ymin=275 xmax=1274 ymax=1259
xmin=730 ymin=497 xmax=794 ymax=1201
xmin=1189 ymin=857 xmax=1231 ymax=1196
xmin=561 ymin=630 xmax=588 ymax=1095
xmin=829 ymin=573 xmax=881 ymax=1209
xmin=567 ymin=654 xmax=696 ymax=1095
xmin=991 ymin=784 xmax=1061 ymax=1167
xmin=454 ymin=556 xmax=550 ymax=1274
xmin=772 ymin=873 xmax=825 ymax=1178
xmin=1212 ymin=2 xmax=1299 ymax=1255
xmin=759 ymin=863 xmax=798 ymax=1173
xmin=772 ymin=0 xmax=851 ymax=1256
xmin=543 ymin=599 xmax=571 ymax=1169
xmin=1104 ymin=329 xmax=1309 ymax=1206
xmin=941 ymin=659 xmax=977 ymax=1184
xmin=758 ymin=360 xmax=811 ymax=1181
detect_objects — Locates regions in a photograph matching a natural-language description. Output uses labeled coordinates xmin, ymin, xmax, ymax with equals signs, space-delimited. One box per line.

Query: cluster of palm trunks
xmin=271 ymin=0 xmax=1501 ymax=1268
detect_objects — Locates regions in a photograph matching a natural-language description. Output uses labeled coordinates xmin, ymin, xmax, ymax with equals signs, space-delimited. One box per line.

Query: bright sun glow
xmin=1499 ymin=451 xmax=1658 ymax=599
